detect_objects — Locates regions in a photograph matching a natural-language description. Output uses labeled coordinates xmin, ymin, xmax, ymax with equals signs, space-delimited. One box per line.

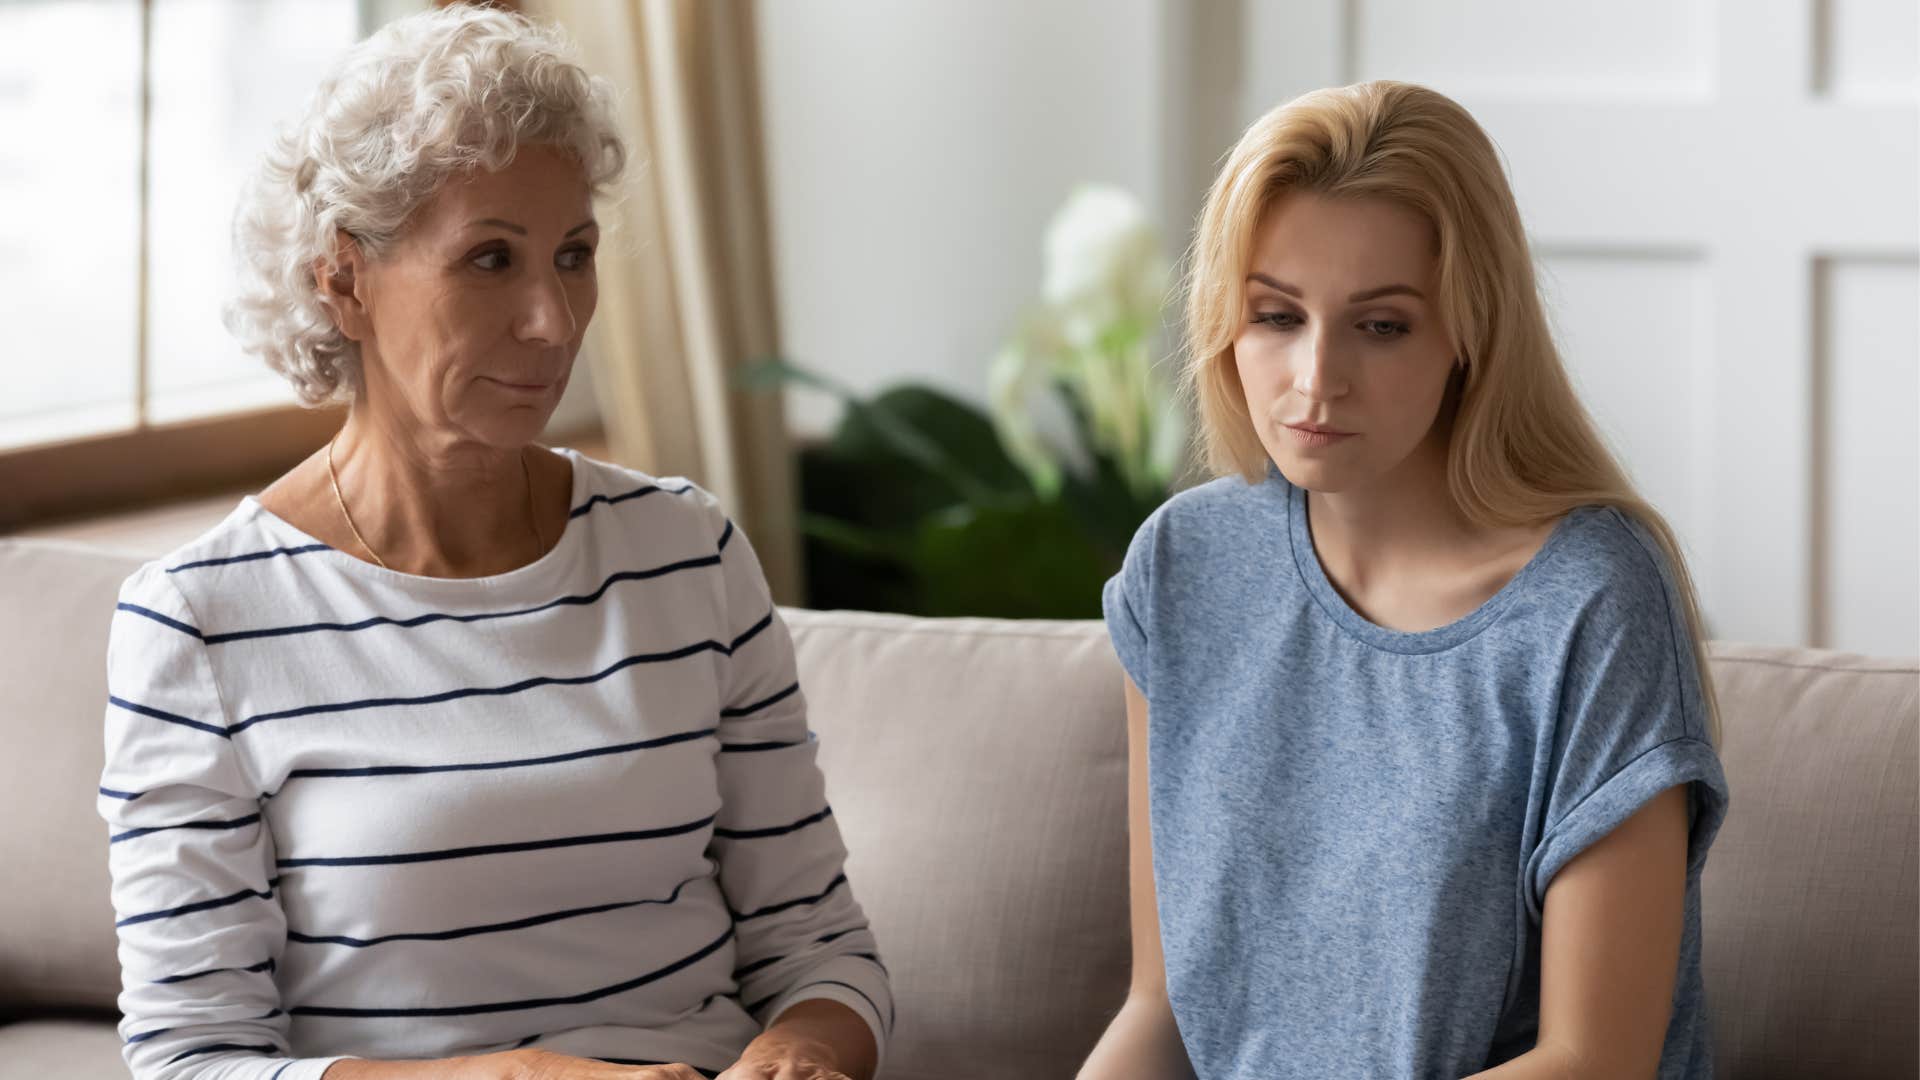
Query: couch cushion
xmin=5 ymin=536 xmax=1917 ymax=1079
xmin=793 ymin=621 xmax=1920 ymax=1078
xmin=0 ymin=536 xmax=1138 ymax=1073
xmin=0 ymin=1017 xmax=124 ymax=1080
xmin=0 ymin=540 xmax=145 ymax=1013
xmin=785 ymin=610 xmax=1130 ymax=1080
xmin=1699 ymin=643 xmax=1918 ymax=1078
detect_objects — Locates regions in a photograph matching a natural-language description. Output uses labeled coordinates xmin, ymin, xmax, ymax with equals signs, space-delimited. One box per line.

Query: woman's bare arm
xmin=1075 ymin=675 xmax=1197 ymax=1080
xmin=1464 ymin=784 xmax=1691 ymax=1080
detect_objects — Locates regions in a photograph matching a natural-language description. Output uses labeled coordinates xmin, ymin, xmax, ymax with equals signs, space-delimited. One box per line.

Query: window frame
xmin=0 ymin=404 xmax=346 ymax=532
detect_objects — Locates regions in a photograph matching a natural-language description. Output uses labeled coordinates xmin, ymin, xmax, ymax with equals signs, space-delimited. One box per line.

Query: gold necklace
xmin=326 ymin=432 xmax=542 ymax=572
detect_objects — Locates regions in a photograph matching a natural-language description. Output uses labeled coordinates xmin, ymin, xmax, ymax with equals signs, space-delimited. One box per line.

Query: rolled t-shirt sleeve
xmin=1523 ymin=527 xmax=1731 ymax=922
xmin=1102 ymin=508 xmax=1163 ymax=696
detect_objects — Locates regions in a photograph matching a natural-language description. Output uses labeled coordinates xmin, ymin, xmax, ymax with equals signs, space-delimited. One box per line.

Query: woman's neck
xmin=326 ymin=411 xmax=548 ymax=578
xmin=1303 ymin=416 xmax=1555 ymax=633
xmin=1305 ymin=429 xmax=1470 ymax=592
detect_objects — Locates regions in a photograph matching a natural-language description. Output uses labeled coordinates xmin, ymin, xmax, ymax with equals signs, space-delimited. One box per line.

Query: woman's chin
xmin=1268 ymin=452 xmax=1359 ymax=495
xmin=457 ymin=410 xmax=558 ymax=449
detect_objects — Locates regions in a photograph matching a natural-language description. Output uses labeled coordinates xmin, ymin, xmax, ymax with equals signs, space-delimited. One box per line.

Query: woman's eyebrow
xmin=1346 ymin=283 xmax=1423 ymax=302
xmin=1246 ymin=272 xmax=1425 ymax=302
xmin=470 ymin=217 xmax=527 ymax=235
xmin=464 ymin=218 xmax=598 ymax=237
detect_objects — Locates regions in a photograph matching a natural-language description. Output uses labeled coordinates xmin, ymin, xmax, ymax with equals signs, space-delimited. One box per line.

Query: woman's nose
xmin=515 ymin=270 xmax=577 ymax=345
xmin=1294 ymin=328 xmax=1349 ymax=401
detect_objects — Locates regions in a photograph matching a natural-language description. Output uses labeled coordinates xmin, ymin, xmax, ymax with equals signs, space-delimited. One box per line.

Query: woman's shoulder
xmin=1523 ymin=504 xmax=1695 ymax=651
xmin=117 ymin=498 xmax=310 ymax=611
xmin=1108 ymin=469 xmax=1287 ymax=631
xmin=1117 ymin=467 xmax=1285 ymax=584
xmin=1140 ymin=468 xmax=1279 ymax=544
xmin=1537 ymin=505 xmax=1682 ymax=601
xmin=559 ymin=448 xmax=731 ymax=546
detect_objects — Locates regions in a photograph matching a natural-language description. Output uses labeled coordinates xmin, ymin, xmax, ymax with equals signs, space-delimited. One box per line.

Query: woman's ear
xmin=312 ymin=229 xmax=371 ymax=342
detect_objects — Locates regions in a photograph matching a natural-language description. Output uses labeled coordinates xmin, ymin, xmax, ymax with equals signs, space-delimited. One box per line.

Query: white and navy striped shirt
xmin=98 ymin=448 xmax=891 ymax=1080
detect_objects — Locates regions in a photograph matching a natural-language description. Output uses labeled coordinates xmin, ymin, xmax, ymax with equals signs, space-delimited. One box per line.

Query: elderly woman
xmin=97 ymin=8 xmax=888 ymax=1080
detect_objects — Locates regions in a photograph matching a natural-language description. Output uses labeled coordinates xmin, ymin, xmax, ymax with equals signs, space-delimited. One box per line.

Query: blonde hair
xmin=1183 ymin=80 xmax=1721 ymax=744
xmin=225 ymin=5 xmax=626 ymax=405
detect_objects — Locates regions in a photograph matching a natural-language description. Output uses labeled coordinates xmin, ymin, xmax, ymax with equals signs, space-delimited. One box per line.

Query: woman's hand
xmin=716 ymin=999 xmax=873 ymax=1080
xmin=714 ymin=1030 xmax=850 ymax=1080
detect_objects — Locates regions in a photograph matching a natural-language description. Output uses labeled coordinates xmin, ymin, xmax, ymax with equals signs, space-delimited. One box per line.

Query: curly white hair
xmin=224 ymin=4 xmax=626 ymax=405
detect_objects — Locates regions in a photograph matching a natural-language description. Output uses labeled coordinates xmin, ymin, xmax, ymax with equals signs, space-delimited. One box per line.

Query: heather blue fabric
xmin=1102 ymin=462 xmax=1730 ymax=1080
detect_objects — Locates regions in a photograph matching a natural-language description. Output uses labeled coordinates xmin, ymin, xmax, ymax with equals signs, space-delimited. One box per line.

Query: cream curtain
xmin=525 ymin=0 xmax=801 ymax=603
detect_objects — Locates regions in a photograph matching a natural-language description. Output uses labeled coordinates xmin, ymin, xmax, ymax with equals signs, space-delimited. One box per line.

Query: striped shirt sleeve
xmin=700 ymin=501 xmax=894 ymax=1064
xmin=100 ymin=564 xmax=346 ymax=1080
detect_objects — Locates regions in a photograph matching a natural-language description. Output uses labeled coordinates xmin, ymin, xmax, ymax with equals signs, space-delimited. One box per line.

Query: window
xmin=1 ymin=0 xmax=364 ymax=452
xmin=0 ymin=0 xmax=143 ymax=450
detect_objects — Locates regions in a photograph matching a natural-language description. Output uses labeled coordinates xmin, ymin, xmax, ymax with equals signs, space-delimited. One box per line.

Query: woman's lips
xmin=486 ymin=377 xmax=555 ymax=393
xmin=1282 ymin=421 xmax=1356 ymax=448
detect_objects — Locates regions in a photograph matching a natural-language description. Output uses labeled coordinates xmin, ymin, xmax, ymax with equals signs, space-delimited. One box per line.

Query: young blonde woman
xmin=1078 ymin=82 xmax=1730 ymax=1080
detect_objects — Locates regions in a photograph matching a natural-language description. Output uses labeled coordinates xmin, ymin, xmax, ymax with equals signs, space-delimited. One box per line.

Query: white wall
xmin=755 ymin=0 xmax=1170 ymax=437
xmin=754 ymin=0 xmax=1920 ymax=655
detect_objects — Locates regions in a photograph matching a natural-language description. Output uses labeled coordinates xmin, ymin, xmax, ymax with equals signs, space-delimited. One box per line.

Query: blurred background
xmin=1 ymin=0 xmax=1915 ymax=656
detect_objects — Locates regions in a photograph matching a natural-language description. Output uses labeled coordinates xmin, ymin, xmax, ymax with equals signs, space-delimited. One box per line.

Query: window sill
xmin=6 ymin=415 xmax=611 ymax=558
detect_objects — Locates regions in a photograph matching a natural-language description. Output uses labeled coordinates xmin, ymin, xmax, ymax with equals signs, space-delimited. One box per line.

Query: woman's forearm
xmin=1462 ymin=1043 xmax=1584 ymax=1080
xmin=1076 ymin=993 xmax=1197 ymax=1080
xmin=323 ymin=1053 xmax=505 ymax=1080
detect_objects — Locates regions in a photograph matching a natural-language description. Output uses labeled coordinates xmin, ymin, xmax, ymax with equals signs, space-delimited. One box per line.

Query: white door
xmin=1184 ymin=0 xmax=1920 ymax=654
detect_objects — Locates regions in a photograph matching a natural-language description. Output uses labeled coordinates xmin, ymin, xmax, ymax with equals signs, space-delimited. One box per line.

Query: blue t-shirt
xmin=1102 ymin=463 xmax=1730 ymax=1080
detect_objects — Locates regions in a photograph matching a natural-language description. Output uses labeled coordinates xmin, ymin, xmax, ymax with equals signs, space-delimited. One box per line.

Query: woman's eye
xmin=558 ymin=246 xmax=595 ymax=270
xmin=1362 ymin=319 xmax=1411 ymax=338
xmin=471 ymin=249 xmax=509 ymax=271
xmin=1254 ymin=311 xmax=1298 ymax=329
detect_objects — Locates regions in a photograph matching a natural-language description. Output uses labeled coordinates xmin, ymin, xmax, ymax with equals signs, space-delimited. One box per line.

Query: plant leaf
xmin=905 ymin=499 xmax=1115 ymax=618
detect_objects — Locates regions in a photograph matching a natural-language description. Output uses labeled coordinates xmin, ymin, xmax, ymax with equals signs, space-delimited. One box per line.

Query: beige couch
xmin=1 ymin=536 xmax=1914 ymax=1079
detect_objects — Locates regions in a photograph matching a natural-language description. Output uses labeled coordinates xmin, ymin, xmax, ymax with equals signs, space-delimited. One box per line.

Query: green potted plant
xmin=750 ymin=185 xmax=1186 ymax=618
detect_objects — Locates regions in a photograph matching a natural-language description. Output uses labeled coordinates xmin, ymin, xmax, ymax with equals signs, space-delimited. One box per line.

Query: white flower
xmin=987 ymin=335 xmax=1062 ymax=499
xmin=1041 ymin=184 xmax=1167 ymax=348
xmin=987 ymin=184 xmax=1183 ymax=501
xmin=1147 ymin=376 xmax=1187 ymax=485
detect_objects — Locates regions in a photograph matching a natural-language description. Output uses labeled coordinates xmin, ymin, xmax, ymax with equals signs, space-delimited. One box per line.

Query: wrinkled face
xmin=342 ymin=144 xmax=598 ymax=448
xmin=1232 ymin=192 xmax=1455 ymax=493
